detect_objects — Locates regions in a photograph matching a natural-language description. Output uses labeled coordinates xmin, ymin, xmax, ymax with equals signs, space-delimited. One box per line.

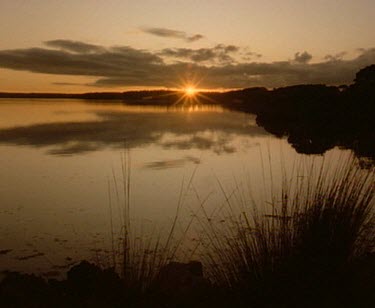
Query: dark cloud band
xmin=0 ymin=39 xmax=374 ymax=89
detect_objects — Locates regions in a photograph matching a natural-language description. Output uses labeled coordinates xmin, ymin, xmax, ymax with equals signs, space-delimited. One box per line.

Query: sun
xmin=172 ymin=80 xmax=215 ymax=107
xmin=172 ymin=83 xmax=216 ymax=107
xmin=184 ymin=86 xmax=197 ymax=97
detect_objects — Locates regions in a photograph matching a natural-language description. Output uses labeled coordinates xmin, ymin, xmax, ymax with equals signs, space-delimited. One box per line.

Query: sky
xmin=0 ymin=0 xmax=374 ymax=92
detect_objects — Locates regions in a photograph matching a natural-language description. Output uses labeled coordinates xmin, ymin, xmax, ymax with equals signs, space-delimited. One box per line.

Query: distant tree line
xmin=213 ymin=65 xmax=375 ymax=163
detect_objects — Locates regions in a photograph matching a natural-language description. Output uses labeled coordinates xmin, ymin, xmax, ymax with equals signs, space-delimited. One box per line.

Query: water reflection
xmin=1 ymin=99 xmax=356 ymax=276
xmin=143 ymin=156 xmax=201 ymax=170
xmin=0 ymin=103 xmax=268 ymax=155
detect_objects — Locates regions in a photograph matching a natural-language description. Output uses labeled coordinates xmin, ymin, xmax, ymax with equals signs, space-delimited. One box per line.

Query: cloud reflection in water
xmin=143 ymin=156 xmax=201 ymax=170
xmin=0 ymin=106 xmax=269 ymax=156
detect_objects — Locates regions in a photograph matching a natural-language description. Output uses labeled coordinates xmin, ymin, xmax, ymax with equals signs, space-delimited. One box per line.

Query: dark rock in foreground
xmin=1 ymin=254 xmax=375 ymax=307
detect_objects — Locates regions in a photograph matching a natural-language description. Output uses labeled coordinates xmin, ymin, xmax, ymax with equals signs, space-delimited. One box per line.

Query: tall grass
xmin=103 ymin=151 xmax=374 ymax=306
xmin=194 ymin=155 xmax=374 ymax=305
xmin=105 ymin=149 xmax=199 ymax=297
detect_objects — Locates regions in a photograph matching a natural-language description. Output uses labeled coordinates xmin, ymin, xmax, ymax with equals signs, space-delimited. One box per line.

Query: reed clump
xmin=196 ymin=156 xmax=374 ymax=307
xmin=101 ymin=153 xmax=374 ymax=307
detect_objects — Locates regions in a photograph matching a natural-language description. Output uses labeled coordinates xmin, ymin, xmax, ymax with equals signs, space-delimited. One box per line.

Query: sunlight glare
xmin=184 ymin=86 xmax=197 ymax=97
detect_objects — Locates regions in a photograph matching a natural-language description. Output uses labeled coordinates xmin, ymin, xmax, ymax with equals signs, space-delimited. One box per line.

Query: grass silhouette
xmin=195 ymin=155 xmax=374 ymax=307
xmin=1 ymin=154 xmax=373 ymax=307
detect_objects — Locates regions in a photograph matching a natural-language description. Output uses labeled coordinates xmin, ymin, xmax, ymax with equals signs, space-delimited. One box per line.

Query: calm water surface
xmin=0 ymin=99 xmax=351 ymax=275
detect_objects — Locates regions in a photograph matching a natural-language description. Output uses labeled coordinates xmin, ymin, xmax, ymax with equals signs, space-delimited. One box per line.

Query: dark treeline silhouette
xmin=204 ymin=65 xmax=374 ymax=162
xmin=0 ymin=90 xmax=174 ymax=100
xmin=0 ymin=90 xmax=179 ymax=101
xmin=1 ymin=65 xmax=374 ymax=161
xmin=216 ymin=65 xmax=375 ymax=162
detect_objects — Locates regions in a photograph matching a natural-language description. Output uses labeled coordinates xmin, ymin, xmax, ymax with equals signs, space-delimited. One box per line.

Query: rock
xmin=65 ymin=261 xmax=123 ymax=307
xmin=150 ymin=261 xmax=211 ymax=307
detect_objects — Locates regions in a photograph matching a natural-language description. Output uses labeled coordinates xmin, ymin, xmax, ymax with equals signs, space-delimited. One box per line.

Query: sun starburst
xmin=184 ymin=86 xmax=197 ymax=97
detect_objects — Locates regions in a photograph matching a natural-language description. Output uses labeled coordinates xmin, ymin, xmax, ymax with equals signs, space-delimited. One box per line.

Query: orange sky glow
xmin=0 ymin=0 xmax=374 ymax=92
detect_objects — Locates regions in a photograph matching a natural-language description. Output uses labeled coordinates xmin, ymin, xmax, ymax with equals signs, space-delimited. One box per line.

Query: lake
xmin=0 ymin=98 xmax=353 ymax=275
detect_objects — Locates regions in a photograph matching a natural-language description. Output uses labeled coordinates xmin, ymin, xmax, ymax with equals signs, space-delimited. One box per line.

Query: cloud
xmin=0 ymin=43 xmax=163 ymax=78
xmin=52 ymin=82 xmax=83 ymax=86
xmin=324 ymin=51 xmax=347 ymax=62
xmin=141 ymin=27 xmax=204 ymax=42
xmin=44 ymin=40 xmax=105 ymax=53
xmin=159 ymin=44 xmax=240 ymax=64
xmin=241 ymin=50 xmax=262 ymax=61
xmin=294 ymin=51 xmax=313 ymax=64
xmin=186 ymin=34 xmax=204 ymax=42
xmin=0 ymin=40 xmax=374 ymax=89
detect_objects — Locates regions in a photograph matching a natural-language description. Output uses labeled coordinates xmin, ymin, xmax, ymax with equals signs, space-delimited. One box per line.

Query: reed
xmin=195 ymin=155 xmax=374 ymax=306
xmin=105 ymin=149 xmax=199 ymax=298
xmin=103 ymin=152 xmax=374 ymax=306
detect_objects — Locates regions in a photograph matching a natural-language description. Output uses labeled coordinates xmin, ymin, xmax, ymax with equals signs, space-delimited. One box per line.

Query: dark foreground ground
xmin=1 ymin=255 xmax=374 ymax=308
